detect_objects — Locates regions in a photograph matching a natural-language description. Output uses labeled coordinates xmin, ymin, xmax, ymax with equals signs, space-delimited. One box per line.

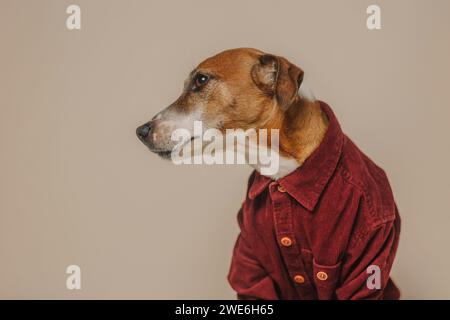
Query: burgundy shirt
xmin=228 ymin=101 xmax=401 ymax=300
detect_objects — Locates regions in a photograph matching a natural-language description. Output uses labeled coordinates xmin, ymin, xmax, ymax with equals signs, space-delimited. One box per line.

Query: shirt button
xmin=316 ymin=271 xmax=328 ymax=281
xmin=277 ymin=185 xmax=286 ymax=193
xmin=280 ymin=237 xmax=293 ymax=247
xmin=293 ymin=275 xmax=305 ymax=284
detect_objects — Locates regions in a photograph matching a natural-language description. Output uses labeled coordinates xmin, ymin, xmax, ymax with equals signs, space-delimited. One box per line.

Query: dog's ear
xmin=251 ymin=54 xmax=304 ymax=110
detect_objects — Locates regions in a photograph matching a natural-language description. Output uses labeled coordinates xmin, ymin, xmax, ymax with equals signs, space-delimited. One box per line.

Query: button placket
xmin=269 ymin=183 xmax=315 ymax=299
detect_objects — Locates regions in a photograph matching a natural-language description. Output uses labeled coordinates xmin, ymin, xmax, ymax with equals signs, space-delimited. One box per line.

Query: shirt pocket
xmin=312 ymin=258 xmax=342 ymax=300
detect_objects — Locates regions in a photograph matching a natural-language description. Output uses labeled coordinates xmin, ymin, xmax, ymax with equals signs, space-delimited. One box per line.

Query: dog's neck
xmin=280 ymin=97 xmax=329 ymax=164
xmin=254 ymin=95 xmax=329 ymax=180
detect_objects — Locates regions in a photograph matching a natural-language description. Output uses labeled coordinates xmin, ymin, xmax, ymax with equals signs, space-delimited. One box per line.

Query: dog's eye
xmin=194 ymin=73 xmax=209 ymax=88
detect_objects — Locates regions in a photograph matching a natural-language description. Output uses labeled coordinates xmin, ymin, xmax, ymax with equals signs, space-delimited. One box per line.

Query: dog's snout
xmin=136 ymin=122 xmax=152 ymax=140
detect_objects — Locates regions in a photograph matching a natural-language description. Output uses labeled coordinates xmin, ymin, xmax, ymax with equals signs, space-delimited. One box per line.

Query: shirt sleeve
xmin=227 ymin=208 xmax=279 ymax=300
xmin=335 ymin=217 xmax=400 ymax=300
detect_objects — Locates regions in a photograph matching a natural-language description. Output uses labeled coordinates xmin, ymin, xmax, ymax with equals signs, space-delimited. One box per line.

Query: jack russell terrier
xmin=136 ymin=48 xmax=401 ymax=300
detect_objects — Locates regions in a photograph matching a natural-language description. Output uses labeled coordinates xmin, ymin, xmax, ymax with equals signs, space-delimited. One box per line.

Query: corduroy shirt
xmin=228 ymin=101 xmax=401 ymax=300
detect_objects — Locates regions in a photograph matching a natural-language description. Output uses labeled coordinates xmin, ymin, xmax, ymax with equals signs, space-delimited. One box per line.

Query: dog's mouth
xmin=154 ymin=149 xmax=173 ymax=159
xmin=149 ymin=136 xmax=197 ymax=160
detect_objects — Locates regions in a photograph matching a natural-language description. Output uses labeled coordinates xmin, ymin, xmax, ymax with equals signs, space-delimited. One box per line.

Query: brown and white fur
xmin=136 ymin=48 xmax=329 ymax=179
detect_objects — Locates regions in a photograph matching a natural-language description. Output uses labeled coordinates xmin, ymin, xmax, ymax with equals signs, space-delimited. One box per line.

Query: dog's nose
xmin=136 ymin=122 xmax=152 ymax=140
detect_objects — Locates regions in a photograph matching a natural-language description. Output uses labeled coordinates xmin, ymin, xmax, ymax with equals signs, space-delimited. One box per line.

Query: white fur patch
xmin=299 ymin=79 xmax=316 ymax=102
xmin=249 ymin=146 xmax=299 ymax=180
xmin=272 ymin=155 xmax=300 ymax=179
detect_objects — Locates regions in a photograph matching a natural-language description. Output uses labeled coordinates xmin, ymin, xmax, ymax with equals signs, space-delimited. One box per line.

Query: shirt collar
xmin=248 ymin=101 xmax=344 ymax=211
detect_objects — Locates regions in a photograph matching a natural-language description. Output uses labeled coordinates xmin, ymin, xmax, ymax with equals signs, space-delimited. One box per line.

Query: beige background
xmin=1 ymin=0 xmax=449 ymax=299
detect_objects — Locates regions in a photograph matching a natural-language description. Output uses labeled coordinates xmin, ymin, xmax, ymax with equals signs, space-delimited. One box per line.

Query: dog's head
xmin=136 ymin=48 xmax=304 ymax=158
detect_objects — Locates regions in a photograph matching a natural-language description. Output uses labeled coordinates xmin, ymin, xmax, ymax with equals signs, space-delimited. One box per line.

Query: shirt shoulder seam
xmin=337 ymin=165 xmax=395 ymax=228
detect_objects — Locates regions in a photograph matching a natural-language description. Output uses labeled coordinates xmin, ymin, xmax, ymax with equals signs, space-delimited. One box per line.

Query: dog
xmin=137 ymin=48 xmax=401 ymax=300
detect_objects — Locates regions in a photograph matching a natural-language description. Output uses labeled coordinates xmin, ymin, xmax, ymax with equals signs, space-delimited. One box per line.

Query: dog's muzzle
xmin=136 ymin=121 xmax=174 ymax=159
